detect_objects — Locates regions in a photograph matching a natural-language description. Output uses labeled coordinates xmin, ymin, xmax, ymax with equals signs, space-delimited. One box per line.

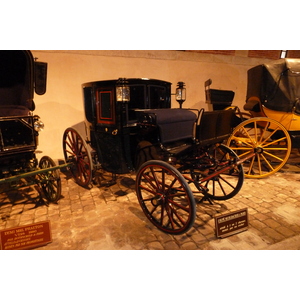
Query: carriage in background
xmin=63 ymin=78 xmax=245 ymax=234
xmin=0 ymin=50 xmax=62 ymax=204
xmin=226 ymin=58 xmax=300 ymax=178
xmin=205 ymin=58 xmax=300 ymax=178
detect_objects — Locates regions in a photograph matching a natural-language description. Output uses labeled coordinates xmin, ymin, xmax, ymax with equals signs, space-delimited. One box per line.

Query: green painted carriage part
xmin=0 ymin=163 xmax=73 ymax=184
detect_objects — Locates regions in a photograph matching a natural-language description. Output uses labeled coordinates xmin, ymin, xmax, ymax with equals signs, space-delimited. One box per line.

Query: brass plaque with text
xmin=0 ymin=221 xmax=52 ymax=250
xmin=215 ymin=208 xmax=248 ymax=238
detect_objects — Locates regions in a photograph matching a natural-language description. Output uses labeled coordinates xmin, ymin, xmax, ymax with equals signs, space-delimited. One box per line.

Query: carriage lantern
xmin=116 ymin=78 xmax=130 ymax=102
xmin=176 ymin=81 xmax=186 ymax=108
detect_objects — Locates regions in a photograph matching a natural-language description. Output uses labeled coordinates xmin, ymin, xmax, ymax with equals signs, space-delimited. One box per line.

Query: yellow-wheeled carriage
xmin=208 ymin=58 xmax=300 ymax=178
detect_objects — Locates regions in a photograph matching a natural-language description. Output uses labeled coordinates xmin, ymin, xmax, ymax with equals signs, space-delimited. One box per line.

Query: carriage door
xmin=94 ymin=87 xmax=132 ymax=174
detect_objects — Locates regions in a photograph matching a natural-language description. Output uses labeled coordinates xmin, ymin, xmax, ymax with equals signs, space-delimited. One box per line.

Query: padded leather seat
xmin=143 ymin=108 xmax=197 ymax=143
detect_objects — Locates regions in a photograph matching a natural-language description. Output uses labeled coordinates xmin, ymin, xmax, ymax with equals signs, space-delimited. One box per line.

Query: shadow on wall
xmin=34 ymin=101 xmax=88 ymax=161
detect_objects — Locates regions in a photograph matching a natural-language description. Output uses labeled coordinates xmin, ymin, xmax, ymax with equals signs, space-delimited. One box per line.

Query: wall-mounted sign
xmin=0 ymin=221 xmax=52 ymax=250
xmin=215 ymin=208 xmax=248 ymax=238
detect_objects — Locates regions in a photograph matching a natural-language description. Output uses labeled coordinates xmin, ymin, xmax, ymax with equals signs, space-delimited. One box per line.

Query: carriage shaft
xmin=199 ymin=152 xmax=256 ymax=183
xmin=0 ymin=163 xmax=72 ymax=184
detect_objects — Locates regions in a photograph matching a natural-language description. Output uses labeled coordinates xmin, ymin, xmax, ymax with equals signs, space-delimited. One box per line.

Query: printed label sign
xmin=0 ymin=221 xmax=52 ymax=250
xmin=215 ymin=208 xmax=248 ymax=238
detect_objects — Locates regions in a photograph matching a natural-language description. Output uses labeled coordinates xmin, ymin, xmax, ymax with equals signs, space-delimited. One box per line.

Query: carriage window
xmin=128 ymin=85 xmax=146 ymax=121
xmin=96 ymin=90 xmax=115 ymax=124
xmin=148 ymin=85 xmax=169 ymax=108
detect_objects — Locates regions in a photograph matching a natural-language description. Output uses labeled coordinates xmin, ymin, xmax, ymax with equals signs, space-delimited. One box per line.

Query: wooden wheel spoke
xmin=168 ymin=198 xmax=190 ymax=213
xmin=259 ymin=126 xmax=282 ymax=145
xmin=150 ymin=167 xmax=161 ymax=189
xmin=260 ymin=153 xmax=274 ymax=171
xmin=263 ymin=150 xmax=285 ymax=162
xmin=142 ymin=172 xmax=160 ymax=191
xmin=160 ymin=204 xmax=165 ymax=226
xmin=257 ymin=123 xmax=268 ymax=144
xmin=139 ymin=184 xmax=157 ymax=195
xmin=217 ymin=182 xmax=227 ymax=196
xmin=69 ymin=132 xmax=78 ymax=152
xmin=240 ymin=126 xmax=257 ymax=146
xmin=260 ymin=137 xmax=288 ymax=149
xmin=65 ymin=139 xmax=76 ymax=154
xmin=246 ymin=155 xmax=256 ymax=175
xmin=165 ymin=205 xmax=184 ymax=229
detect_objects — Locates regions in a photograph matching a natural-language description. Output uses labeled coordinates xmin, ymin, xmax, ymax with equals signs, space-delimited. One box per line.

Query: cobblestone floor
xmin=1 ymin=150 xmax=300 ymax=250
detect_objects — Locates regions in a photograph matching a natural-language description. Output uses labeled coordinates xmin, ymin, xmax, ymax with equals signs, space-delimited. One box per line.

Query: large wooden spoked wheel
xmin=227 ymin=117 xmax=292 ymax=178
xmin=63 ymin=127 xmax=93 ymax=187
xmin=136 ymin=160 xmax=196 ymax=235
xmin=181 ymin=144 xmax=244 ymax=201
xmin=38 ymin=156 xmax=62 ymax=203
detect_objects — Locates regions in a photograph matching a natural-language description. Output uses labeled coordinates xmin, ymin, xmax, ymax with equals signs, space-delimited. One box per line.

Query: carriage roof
xmin=0 ymin=50 xmax=47 ymax=115
xmin=247 ymin=58 xmax=300 ymax=112
xmin=0 ymin=50 xmax=35 ymax=111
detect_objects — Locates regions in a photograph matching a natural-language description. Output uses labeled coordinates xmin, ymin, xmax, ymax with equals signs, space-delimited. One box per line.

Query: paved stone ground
xmin=1 ymin=150 xmax=300 ymax=250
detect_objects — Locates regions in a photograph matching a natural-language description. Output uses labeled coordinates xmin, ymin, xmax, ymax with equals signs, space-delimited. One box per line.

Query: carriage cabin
xmin=82 ymin=78 xmax=172 ymax=174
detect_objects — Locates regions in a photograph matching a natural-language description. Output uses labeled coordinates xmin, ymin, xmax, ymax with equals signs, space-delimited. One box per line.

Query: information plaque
xmin=0 ymin=221 xmax=52 ymax=250
xmin=215 ymin=208 xmax=248 ymax=238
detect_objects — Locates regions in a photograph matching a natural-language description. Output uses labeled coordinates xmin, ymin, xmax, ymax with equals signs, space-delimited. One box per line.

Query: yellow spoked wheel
xmin=227 ymin=117 xmax=292 ymax=178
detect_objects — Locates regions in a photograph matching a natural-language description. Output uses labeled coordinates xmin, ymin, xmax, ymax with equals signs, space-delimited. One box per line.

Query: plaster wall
xmin=31 ymin=50 xmax=271 ymax=161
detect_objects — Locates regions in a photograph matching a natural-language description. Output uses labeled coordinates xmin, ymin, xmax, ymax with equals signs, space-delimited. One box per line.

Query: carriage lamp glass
xmin=176 ymin=81 xmax=186 ymax=108
xmin=116 ymin=78 xmax=130 ymax=102
xmin=34 ymin=119 xmax=45 ymax=132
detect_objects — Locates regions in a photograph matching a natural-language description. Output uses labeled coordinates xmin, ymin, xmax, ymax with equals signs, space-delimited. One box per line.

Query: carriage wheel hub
xmin=255 ymin=146 xmax=264 ymax=154
xmin=152 ymin=194 xmax=164 ymax=206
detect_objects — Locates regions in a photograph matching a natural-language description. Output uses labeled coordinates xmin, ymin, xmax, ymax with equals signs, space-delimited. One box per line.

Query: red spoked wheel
xmin=136 ymin=160 xmax=196 ymax=235
xmin=189 ymin=144 xmax=244 ymax=201
xmin=63 ymin=127 xmax=93 ymax=188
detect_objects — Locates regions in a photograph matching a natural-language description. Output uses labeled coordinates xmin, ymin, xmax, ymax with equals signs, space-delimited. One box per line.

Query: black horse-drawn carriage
xmin=0 ymin=50 xmax=62 ymax=204
xmin=63 ymin=78 xmax=246 ymax=234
